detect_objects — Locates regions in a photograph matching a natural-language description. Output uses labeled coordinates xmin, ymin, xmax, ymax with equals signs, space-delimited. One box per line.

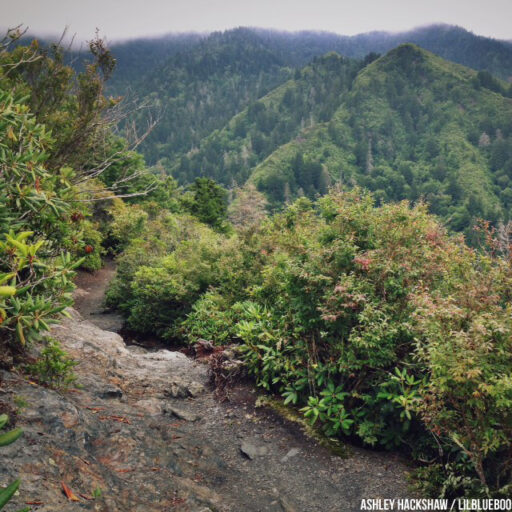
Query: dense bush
xmin=178 ymin=292 xmax=240 ymax=345
xmin=123 ymin=223 xmax=242 ymax=338
xmin=231 ymin=189 xmax=511 ymax=496
xmin=0 ymin=89 xmax=83 ymax=354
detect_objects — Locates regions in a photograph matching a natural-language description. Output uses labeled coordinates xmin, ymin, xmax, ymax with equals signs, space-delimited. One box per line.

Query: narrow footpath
xmin=0 ymin=266 xmax=415 ymax=512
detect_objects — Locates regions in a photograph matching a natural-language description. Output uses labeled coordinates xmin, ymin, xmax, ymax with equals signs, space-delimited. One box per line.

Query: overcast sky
xmin=2 ymin=0 xmax=512 ymax=42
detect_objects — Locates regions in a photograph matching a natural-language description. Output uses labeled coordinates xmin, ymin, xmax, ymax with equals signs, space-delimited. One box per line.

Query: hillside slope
xmin=250 ymin=44 xmax=512 ymax=235
xmin=171 ymin=52 xmax=368 ymax=185
xmin=126 ymin=28 xmax=294 ymax=164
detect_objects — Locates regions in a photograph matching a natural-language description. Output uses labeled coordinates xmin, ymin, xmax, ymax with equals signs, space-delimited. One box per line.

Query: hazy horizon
xmin=2 ymin=0 xmax=512 ymax=44
xmin=7 ymin=23 xmax=511 ymax=48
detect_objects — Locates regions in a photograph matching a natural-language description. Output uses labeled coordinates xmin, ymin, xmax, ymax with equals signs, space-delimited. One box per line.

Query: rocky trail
xmin=1 ymin=265 xmax=415 ymax=511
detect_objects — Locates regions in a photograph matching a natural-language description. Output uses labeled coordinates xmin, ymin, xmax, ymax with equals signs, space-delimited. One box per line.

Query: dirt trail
xmin=73 ymin=260 xmax=123 ymax=332
xmin=0 ymin=266 xmax=415 ymax=512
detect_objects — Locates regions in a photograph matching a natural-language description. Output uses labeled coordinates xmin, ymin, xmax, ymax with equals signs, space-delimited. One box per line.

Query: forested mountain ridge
xmin=105 ymin=24 xmax=512 ymax=90
xmin=103 ymin=25 xmax=512 ymax=168
xmin=126 ymin=28 xmax=295 ymax=164
xmin=248 ymin=44 xmax=512 ymax=237
xmin=103 ymin=33 xmax=204 ymax=91
xmin=171 ymin=52 xmax=369 ymax=185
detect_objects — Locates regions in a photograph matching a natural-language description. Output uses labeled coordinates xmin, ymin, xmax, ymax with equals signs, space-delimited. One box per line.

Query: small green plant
xmin=0 ymin=414 xmax=29 ymax=512
xmin=12 ymin=397 xmax=28 ymax=413
xmin=300 ymin=381 xmax=353 ymax=436
xmin=25 ymin=338 xmax=78 ymax=389
xmin=92 ymin=487 xmax=103 ymax=499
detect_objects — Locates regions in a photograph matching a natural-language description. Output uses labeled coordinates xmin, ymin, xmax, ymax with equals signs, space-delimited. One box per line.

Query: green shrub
xmin=127 ymin=227 xmax=233 ymax=338
xmin=101 ymin=184 xmax=512 ymax=496
xmin=108 ymin=211 xmax=248 ymax=340
xmin=106 ymin=212 xmax=216 ymax=315
xmin=79 ymin=220 xmax=104 ymax=271
xmin=412 ymin=269 xmax=512 ymax=496
xmin=230 ymin=189 xmax=512 ymax=496
xmin=106 ymin=202 xmax=148 ymax=254
xmin=0 ymin=232 xmax=80 ymax=349
xmin=0 ymin=89 xmax=88 ymax=352
xmin=25 ymin=338 xmax=78 ymax=389
xmin=179 ymin=292 xmax=239 ymax=345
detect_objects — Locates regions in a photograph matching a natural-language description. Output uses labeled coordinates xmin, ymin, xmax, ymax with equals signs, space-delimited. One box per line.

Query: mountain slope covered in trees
xmin=245 ymin=44 xmax=512 ymax=237
xmin=105 ymin=25 xmax=512 ymax=168
xmin=171 ymin=52 xmax=371 ymax=185
xmin=125 ymin=28 xmax=295 ymax=164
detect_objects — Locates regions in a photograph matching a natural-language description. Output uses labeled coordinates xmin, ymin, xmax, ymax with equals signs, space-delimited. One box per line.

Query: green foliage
xmin=183 ymin=178 xmax=229 ymax=231
xmin=126 ymin=227 xmax=241 ymax=338
xmin=125 ymin=28 xmax=293 ymax=170
xmin=92 ymin=487 xmax=103 ymax=499
xmin=105 ymin=202 xmax=149 ymax=254
xmin=0 ymin=232 xmax=79 ymax=348
xmin=25 ymin=337 xmax=78 ymax=389
xmin=173 ymin=53 xmax=361 ymax=187
xmin=232 ymin=190 xmax=511 ymax=495
xmin=155 ymin=188 xmax=510 ymax=496
xmin=114 ymin=26 xmax=512 ymax=177
xmin=0 ymin=89 xmax=83 ymax=350
xmin=0 ymin=34 xmax=173 ymax=353
xmin=179 ymin=292 xmax=239 ymax=345
xmin=1 ymin=35 xmax=118 ymax=175
xmin=79 ymin=220 xmax=104 ymax=271
xmin=251 ymin=44 xmax=512 ymax=235
xmin=105 ymin=211 xmax=210 ymax=313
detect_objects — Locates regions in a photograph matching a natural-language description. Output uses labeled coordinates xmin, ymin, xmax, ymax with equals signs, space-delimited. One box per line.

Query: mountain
xmin=14 ymin=25 xmax=512 ymax=235
xmin=107 ymin=24 xmax=512 ymax=87
xmin=270 ymin=24 xmax=512 ymax=81
xmin=109 ymin=24 xmax=512 ymax=169
xmin=249 ymin=44 xmax=512 ymax=237
xmin=171 ymin=52 xmax=369 ymax=185
xmin=124 ymin=28 xmax=295 ymax=165
xmin=106 ymin=33 xmax=204 ymax=91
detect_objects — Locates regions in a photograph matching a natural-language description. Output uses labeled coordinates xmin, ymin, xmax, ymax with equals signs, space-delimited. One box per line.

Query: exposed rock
xmin=280 ymin=448 xmax=300 ymax=462
xmin=97 ymin=385 xmax=123 ymax=399
xmin=167 ymin=406 xmax=201 ymax=422
xmin=240 ymin=440 xmax=269 ymax=459
xmin=135 ymin=398 xmax=163 ymax=415
xmin=187 ymin=380 xmax=206 ymax=397
xmin=166 ymin=377 xmax=205 ymax=399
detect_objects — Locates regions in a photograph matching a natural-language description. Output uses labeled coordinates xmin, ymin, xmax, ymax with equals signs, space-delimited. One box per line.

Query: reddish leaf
xmin=61 ymin=481 xmax=80 ymax=502
xmin=98 ymin=415 xmax=131 ymax=424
